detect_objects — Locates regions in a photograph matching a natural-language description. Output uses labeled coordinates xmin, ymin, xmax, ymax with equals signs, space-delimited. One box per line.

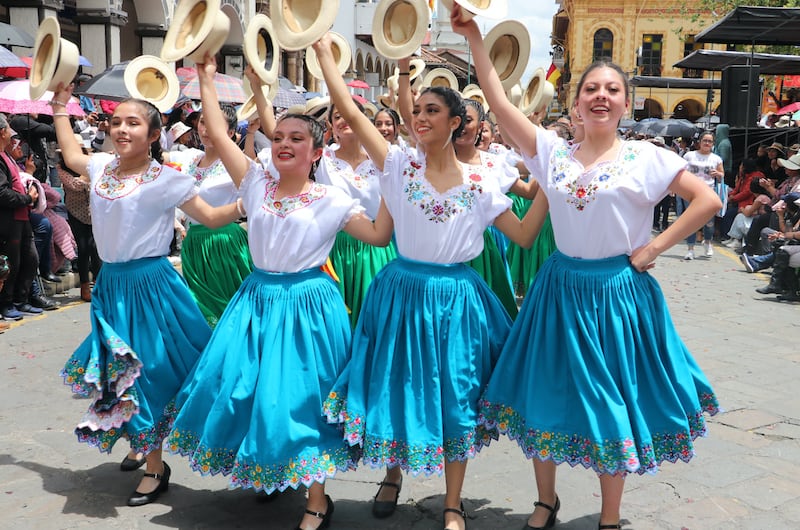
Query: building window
xmin=682 ymin=34 xmax=703 ymax=79
xmin=592 ymin=29 xmax=613 ymax=62
xmin=640 ymin=34 xmax=662 ymax=77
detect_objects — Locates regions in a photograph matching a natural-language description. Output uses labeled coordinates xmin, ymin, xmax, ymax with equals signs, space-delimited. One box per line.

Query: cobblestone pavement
xmin=1 ymin=243 xmax=798 ymax=529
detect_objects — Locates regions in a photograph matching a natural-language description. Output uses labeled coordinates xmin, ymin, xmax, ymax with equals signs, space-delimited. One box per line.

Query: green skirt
xmin=329 ymin=230 xmax=398 ymax=328
xmin=467 ymin=230 xmax=518 ymax=319
xmin=181 ymin=222 xmax=253 ymax=327
xmin=507 ymin=198 xmax=557 ymax=298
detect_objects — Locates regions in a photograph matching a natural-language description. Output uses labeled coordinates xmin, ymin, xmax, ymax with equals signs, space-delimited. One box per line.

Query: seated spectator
xmin=752 ymin=201 xmax=800 ymax=301
xmin=741 ymin=192 xmax=800 ymax=274
xmin=721 ymin=158 xmax=762 ymax=249
xmin=742 ymin=158 xmax=800 ymax=255
xmin=0 ymin=253 xmax=9 ymax=332
xmin=169 ymin=122 xmax=193 ymax=152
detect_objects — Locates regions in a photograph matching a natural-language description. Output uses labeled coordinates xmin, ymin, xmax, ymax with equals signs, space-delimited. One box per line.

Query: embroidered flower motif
xmin=324 ymin=148 xmax=379 ymax=190
xmin=261 ymin=170 xmax=326 ymax=218
xmin=401 ymin=156 xmax=484 ymax=223
xmin=95 ymin=159 xmax=161 ymax=200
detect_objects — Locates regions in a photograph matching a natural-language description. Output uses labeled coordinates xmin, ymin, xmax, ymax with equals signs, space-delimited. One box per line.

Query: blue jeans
xmin=749 ymin=252 xmax=775 ymax=271
xmin=29 ymin=212 xmax=53 ymax=275
xmin=675 ymin=196 xmax=714 ymax=246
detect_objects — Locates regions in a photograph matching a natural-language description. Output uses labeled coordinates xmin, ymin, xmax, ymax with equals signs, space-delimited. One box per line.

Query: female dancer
xmin=166 ymin=104 xmax=253 ymax=326
xmin=454 ymin=9 xmax=721 ymax=530
xmin=52 ymin=87 xmax=243 ymax=506
xmin=313 ymin=34 xmax=546 ymax=530
xmin=315 ymin=100 xmax=398 ymax=326
xmin=166 ymin=54 xmax=393 ymax=530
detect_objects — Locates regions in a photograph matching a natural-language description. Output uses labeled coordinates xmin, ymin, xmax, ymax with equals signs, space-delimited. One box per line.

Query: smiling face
xmin=575 ymin=65 xmax=628 ymax=130
xmin=270 ymin=117 xmax=322 ymax=177
xmin=329 ymin=107 xmax=355 ymax=142
xmin=412 ymin=91 xmax=461 ymax=147
xmin=374 ymin=110 xmax=397 ymax=142
xmin=109 ymin=101 xmax=160 ymax=159
xmin=456 ymin=104 xmax=481 ymax=148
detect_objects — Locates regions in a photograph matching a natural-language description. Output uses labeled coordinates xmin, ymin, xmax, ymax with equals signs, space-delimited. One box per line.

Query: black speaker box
xmin=720 ymin=65 xmax=761 ymax=128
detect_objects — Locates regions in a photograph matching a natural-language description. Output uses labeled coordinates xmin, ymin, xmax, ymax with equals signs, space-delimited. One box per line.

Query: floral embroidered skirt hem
xmin=478 ymin=251 xmax=720 ymax=476
xmin=329 ymin=230 xmax=398 ymax=328
xmin=323 ymin=257 xmax=512 ymax=476
xmin=181 ymin=222 xmax=253 ymax=327
xmin=167 ymin=268 xmax=359 ymax=492
xmin=60 ymin=257 xmax=211 ymax=455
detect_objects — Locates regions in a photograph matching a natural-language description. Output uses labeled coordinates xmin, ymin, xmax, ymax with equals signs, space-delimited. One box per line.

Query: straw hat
xmin=484 ymin=20 xmax=529 ymax=90
xmin=123 ymin=55 xmax=181 ymax=113
xmin=161 ymin=0 xmax=230 ymax=63
xmin=440 ymin=0 xmax=508 ymax=22
xmin=775 ymin=115 xmax=792 ymax=128
xmin=236 ymin=77 xmax=279 ymax=121
xmin=777 ymin=153 xmax=800 ymax=170
xmin=270 ymin=0 xmax=340 ymax=51
xmin=420 ymin=68 xmax=459 ymax=91
xmin=378 ymin=93 xmax=395 ymax=109
xmin=462 ymin=85 xmax=489 ymax=113
xmin=387 ymin=71 xmax=399 ymax=92
xmin=304 ymin=96 xmax=331 ymax=120
xmin=519 ymin=67 xmax=554 ymax=116
xmin=506 ymin=83 xmax=522 ymax=107
xmin=767 ymin=142 xmax=786 ymax=155
xmin=244 ymin=14 xmax=280 ymax=86
xmin=363 ymin=101 xmax=378 ymax=120
xmin=29 ymin=17 xmax=80 ymax=100
xmin=306 ymin=31 xmax=351 ymax=80
xmin=169 ymin=122 xmax=193 ymax=144
xmin=372 ymin=0 xmax=430 ymax=60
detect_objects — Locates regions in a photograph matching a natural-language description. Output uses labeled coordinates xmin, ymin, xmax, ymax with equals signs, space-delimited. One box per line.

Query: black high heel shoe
xmin=524 ymin=495 xmax=560 ymax=530
xmin=295 ymin=494 xmax=334 ymax=530
xmin=372 ymin=475 xmax=402 ymax=518
xmin=120 ymin=454 xmax=146 ymax=471
xmin=443 ymin=502 xmax=467 ymax=530
xmin=127 ymin=462 xmax=170 ymax=506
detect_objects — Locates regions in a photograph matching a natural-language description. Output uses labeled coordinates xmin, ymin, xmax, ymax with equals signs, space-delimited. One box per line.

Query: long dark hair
xmin=419 ymin=86 xmax=467 ymax=143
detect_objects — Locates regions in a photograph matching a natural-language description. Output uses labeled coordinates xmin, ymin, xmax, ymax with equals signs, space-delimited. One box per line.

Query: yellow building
xmin=551 ymin=0 xmax=725 ymax=121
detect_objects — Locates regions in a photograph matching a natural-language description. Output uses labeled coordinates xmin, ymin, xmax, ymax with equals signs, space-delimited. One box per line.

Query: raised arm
xmin=196 ymin=54 xmax=251 ymax=187
xmin=51 ymin=83 xmax=91 ymax=175
xmin=450 ymin=7 xmax=539 ymax=159
xmin=245 ymin=66 xmax=276 ymax=140
xmin=395 ymin=57 xmax=416 ymax=145
xmin=312 ymin=33 xmax=388 ymax=171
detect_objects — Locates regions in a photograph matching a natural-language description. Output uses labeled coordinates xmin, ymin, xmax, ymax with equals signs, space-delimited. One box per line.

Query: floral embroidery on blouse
xmin=324 ymin=148 xmax=378 ymax=190
xmin=402 ymin=158 xmax=484 ymax=223
xmin=551 ymin=142 xmax=626 ymax=211
xmin=95 ymin=159 xmax=161 ymax=200
xmin=184 ymin=154 xmax=227 ymax=185
xmin=261 ymin=169 xmax=327 ymax=218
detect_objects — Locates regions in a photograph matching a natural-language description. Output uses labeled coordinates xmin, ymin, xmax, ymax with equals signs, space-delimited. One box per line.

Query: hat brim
xmin=506 ymin=83 xmax=522 ymax=107
xmin=123 ymin=55 xmax=181 ymax=113
xmin=462 ymin=87 xmax=489 ymax=114
xmin=450 ymin=0 xmax=508 ymax=20
xmin=306 ymin=31 xmax=351 ymax=80
xmin=161 ymin=0 xmax=225 ymax=62
xmin=236 ymin=81 xmax=279 ymax=122
xmin=520 ymin=67 xmax=555 ymax=116
xmin=304 ymin=96 xmax=331 ymax=120
xmin=378 ymin=93 xmax=395 ymax=109
xmin=271 ymin=0 xmax=340 ymax=51
xmin=372 ymin=0 xmax=430 ymax=60
xmin=484 ymin=20 xmax=530 ymax=90
xmin=420 ymin=68 xmax=459 ymax=91
xmin=30 ymin=17 xmax=80 ymax=101
xmin=244 ymin=14 xmax=280 ymax=86
xmin=409 ymin=58 xmax=426 ymax=83
xmin=363 ymin=101 xmax=378 ymax=119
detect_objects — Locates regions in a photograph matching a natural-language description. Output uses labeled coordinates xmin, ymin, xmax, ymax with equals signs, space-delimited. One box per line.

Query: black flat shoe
xmin=42 ymin=273 xmax=61 ymax=283
xmin=372 ymin=476 xmax=402 ymax=518
xmin=599 ymin=524 xmax=622 ymax=529
xmin=443 ymin=502 xmax=467 ymax=530
xmin=524 ymin=495 xmax=560 ymax=530
xmin=127 ymin=462 xmax=170 ymax=507
xmin=295 ymin=494 xmax=334 ymax=530
xmin=120 ymin=454 xmax=146 ymax=471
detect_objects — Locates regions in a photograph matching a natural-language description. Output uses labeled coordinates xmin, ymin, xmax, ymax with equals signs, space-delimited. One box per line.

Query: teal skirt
xmin=167 ymin=268 xmax=358 ymax=493
xmin=324 ymin=257 xmax=512 ymax=476
xmin=479 ymin=251 xmax=720 ymax=475
xmin=181 ymin=222 xmax=253 ymax=327
xmin=61 ymin=257 xmax=211 ymax=455
xmin=466 ymin=230 xmax=518 ymax=319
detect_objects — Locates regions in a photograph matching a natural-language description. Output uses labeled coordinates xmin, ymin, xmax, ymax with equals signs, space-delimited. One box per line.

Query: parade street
xmin=1 ymin=243 xmax=798 ymax=530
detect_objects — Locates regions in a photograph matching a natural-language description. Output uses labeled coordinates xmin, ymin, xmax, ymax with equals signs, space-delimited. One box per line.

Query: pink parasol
xmin=776 ymin=101 xmax=800 ymax=115
xmin=0 ymin=79 xmax=84 ymax=116
xmin=346 ymin=79 xmax=370 ymax=90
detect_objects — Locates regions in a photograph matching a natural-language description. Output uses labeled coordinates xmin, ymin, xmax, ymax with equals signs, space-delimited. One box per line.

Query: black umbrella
xmin=0 ymin=22 xmax=35 ymax=48
xmin=631 ymin=118 xmax=698 ymax=138
xmin=73 ymin=62 xmax=131 ymax=101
